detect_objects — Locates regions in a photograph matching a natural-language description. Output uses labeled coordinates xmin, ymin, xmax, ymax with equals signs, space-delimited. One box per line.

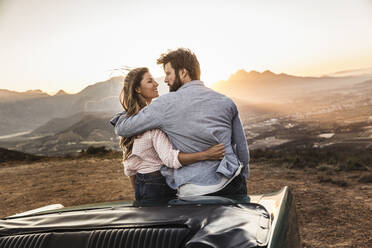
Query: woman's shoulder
xmin=131 ymin=131 xmax=156 ymax=153
xmin=138 ymin=129 xmax=164 ymax=138
xmin=132 ymin=129 xmax=168 ymax=150
xmin=141 ymin=129 xmax=171 ymax=146
xmin=142 ymin=129 xmax=167 ymax=141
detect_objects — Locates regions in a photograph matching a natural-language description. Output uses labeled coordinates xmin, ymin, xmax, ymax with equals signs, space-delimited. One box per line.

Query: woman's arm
xmin=178 ymin=144 xmax=225 ymax=165
xmin=152 ymin=129 xmax=225 ymax=169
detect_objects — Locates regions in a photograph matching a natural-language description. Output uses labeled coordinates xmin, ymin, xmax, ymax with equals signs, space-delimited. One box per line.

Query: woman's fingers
xmin=211 ymin=144 xmax=225 ymax=159
xmin=205 ymin=144 xmax=227 ymax=160
xmin=217 ymin=144 xmax=225 ymax=154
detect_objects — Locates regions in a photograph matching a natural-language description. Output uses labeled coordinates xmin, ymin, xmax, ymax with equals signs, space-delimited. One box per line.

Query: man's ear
xmin=178 ymin=69 xmax=188 ymax=80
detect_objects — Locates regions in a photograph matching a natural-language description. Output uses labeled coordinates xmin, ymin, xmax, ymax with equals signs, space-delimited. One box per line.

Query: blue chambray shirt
xmin=110 ymin=80 xmax=249 ymax=189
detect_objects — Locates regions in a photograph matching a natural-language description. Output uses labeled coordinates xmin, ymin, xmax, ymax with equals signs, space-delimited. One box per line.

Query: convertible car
xmin=0 ymin=186 xmax=301 ymax=248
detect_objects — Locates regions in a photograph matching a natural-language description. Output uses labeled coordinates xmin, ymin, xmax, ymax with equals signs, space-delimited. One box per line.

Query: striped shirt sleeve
xmin=151 ymin=129 xmax=182 ymax=169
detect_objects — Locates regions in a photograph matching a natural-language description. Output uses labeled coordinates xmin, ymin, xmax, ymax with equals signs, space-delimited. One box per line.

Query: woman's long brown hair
xmin=119 ymin=67 xmax=149 ymax=160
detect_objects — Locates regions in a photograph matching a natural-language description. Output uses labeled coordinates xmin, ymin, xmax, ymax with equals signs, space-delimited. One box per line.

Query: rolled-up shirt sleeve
xmin=123 ymin=164 xmax=136 ymax=176
xmin=151 ymin=129 xmax=182 ymax=169
xmin=122 ymin=153 xmax=144 ymax=176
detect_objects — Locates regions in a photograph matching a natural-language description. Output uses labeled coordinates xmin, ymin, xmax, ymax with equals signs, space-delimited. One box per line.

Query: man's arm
xmin=231 ymin=112 xmax=250 ymax=167
xmin=111 ymin=99 xmax=164 ymax=137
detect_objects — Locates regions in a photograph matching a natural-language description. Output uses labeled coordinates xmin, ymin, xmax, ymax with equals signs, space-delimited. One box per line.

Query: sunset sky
xmin=0 ymin=0 xmax=372 ymax=94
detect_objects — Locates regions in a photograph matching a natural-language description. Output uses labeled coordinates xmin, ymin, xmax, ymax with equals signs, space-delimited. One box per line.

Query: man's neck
xmin=181 ymin=76 xmax=193 ymax=85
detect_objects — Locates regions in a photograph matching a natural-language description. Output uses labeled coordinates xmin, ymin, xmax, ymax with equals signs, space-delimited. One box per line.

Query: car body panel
xmin=0 ymin=187 xmax=301 ymax=248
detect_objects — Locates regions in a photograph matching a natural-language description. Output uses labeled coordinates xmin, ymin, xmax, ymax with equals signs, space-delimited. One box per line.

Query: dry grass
xmin=0 ymin=158 xmax=133 ymax=215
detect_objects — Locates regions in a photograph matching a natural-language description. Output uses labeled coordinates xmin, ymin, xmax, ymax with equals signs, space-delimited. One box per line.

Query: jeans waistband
xmin=136 ymin=170 xmax=163 ymax=180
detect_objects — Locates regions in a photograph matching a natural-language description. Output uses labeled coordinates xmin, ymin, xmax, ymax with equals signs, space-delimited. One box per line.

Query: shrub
xmin=358 ymin=174 xmax=372 ymax=183
xmin=83 ymin=146 xmax=110 ymax=155
xmin=338 ymin=158 xmax=367 ymax=171
xmin=318 ymin=176 xmax=348 ymax=187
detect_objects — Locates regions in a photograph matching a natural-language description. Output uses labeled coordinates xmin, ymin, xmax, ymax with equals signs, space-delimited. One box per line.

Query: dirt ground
xmin=0 ymin=158 xmax=371 ymax=248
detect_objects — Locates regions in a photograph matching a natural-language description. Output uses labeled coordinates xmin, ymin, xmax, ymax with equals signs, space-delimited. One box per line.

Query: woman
xmin=119 ymin=67 xmax=225 ymax=201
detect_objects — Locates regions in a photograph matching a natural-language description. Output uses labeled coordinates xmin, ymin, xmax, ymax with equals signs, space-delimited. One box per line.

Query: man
xmin=111 ymin=48 xmax=249 ymax=197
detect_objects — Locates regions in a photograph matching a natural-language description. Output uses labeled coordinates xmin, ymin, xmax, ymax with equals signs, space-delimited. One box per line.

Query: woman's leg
xmin=134 ymin=173 xmax=145 ymax=200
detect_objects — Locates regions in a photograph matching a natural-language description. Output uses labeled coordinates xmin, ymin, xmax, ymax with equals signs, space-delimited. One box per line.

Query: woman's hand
xmin=202 ymin=143 xmax=225 ymax=160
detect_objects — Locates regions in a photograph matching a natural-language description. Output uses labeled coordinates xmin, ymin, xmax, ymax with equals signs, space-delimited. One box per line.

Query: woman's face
xmin=137 ymin=72 xmax=159 ymax=102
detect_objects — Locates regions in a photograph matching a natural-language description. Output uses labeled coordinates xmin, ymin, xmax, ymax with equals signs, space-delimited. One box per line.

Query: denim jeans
xmin=206 ymin=172 xmax=247 ymax=197
xmin=134 ymin=171 xmax=177 ymax=201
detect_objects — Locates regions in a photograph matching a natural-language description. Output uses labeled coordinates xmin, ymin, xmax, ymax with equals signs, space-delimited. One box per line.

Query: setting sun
xmin=0 ymin=0 xmax=371 ymax=93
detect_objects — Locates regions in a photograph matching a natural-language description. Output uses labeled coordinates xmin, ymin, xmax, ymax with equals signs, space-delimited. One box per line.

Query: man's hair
xmin=157 ymin=48 xmax=201 ymax=80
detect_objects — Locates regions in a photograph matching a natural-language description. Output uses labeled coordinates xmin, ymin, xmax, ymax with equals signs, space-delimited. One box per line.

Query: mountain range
xmin=0 ymin=77 xmax=124 ymax=136
xmin=1 ymin=68 xmax=372 ymax=156
xmin=0 ymin=89 xmax=49 ymax=102
xmin=211 ymin=70 xmax=372 ymax=102
xmin=4 ymin=112 xmax=118 ymax=156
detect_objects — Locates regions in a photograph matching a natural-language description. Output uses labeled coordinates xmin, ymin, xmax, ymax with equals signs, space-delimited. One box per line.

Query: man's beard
xmin=169 ymin=73 xmax=183 ymax=92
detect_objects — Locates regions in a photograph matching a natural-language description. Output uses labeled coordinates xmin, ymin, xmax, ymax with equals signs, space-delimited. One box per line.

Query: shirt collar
xmin=178 ymin=80 xmax=205 ymax=90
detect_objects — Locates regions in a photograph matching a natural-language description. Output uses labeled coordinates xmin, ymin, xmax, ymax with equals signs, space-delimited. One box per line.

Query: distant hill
xmin=329 ymin=67 xmax=372 ymax=77
xmin=54 ymin=90 xmax=68 ymax=96
xmin=0 ymin=77 xmax=124 ymax=136
xmin=213 ymin=69 xmax=332 ymax=90
xmin=0 ymin=147 xmax=42 ymax=163
xmin=355 ymin=79 xmax=372 ymax=88
xmin=28 ymin=112 xmax=93 ymax=137
xmin=224 ymin=69 xmax=309 ymax=84
xmin=211 ymin=70 xmax=372 ymax=102
xmin=57 ymin=113 xmax=115 ymax=140
xmin=5 ymin=113 xmax=119 ymax=156
xmin=0 ymin=89 xmax=49 ymax=102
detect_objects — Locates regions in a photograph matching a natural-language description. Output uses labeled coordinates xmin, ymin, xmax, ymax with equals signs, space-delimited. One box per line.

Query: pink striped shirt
xmin=122 ymin=129 xmax=182 ymax=176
